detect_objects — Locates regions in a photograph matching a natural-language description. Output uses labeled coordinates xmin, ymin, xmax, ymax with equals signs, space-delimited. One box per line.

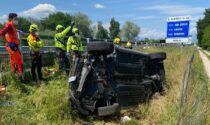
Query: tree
xmin=16 ymin=17 xmax=31 ymax=32
xmin=0 ymin=23 xmax=3 ymax=29
xmin=144 ymin=38 xmax=150 ymax=43
xmin=41 ymin=12 xmax=73 ymax=30
xmin=96 ymin=21 xmax=109 ymax=39
xmin=121 ymin=21 xmax=140 ymax=41
xmin=201 ymin=25 xmax=210 ymax=50
xmin=73 ymin=12 xmax=93 ymax=38
xmin=27 ymin=17 xmax=42 ymax=28
xmin=0 ymin=23 xmax=4 ymax=45
xmin=109 ymin=18 xmax=120 ymax=40
xmin=91 ymin=25 xmax=97 ymax=39
xmin=197 ymin=9 xmax=210 ymax=47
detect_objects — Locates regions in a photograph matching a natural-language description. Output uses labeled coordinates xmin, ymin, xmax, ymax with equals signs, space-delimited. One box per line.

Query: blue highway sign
xmin=167 ymin=20 xmax=190 ymax=38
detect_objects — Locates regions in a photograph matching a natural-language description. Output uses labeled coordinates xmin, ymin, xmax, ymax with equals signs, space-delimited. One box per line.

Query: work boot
xmin=66 ymin=70 xmax=70 ymax=77
xmin=33 ymin=79 xmax=38 ymax=83
xmin=19 ymin=76 xmax=26 ymax=84
xmin=39 ymin=77 xmax=47 ymax=81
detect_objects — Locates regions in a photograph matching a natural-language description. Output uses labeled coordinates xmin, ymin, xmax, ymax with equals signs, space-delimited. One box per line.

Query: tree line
xmin=197 ymin=9 xmax=210 ymax=50
xmin=0 ymin=12 xmax=140 ymax=43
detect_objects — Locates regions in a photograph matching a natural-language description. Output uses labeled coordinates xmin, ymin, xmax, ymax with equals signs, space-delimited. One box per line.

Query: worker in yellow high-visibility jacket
xmin=27 ymin=24 xmax=44 ymax=82
xmin=54 ymin=22 xmax=74 ymax=76
xmin=67 ymin=28 xmax=83 ymax=63
xmin=67 ymin=28 xmax=83 ymax=75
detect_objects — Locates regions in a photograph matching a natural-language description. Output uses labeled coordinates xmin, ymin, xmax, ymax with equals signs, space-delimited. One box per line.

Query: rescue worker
xmin=27 ymin=24 xmax=44 ymax=82
xmin=125 ymin=41 xmax=133 ymax=49
xmin=54 ymin=22 xmax=74 ymax=76
xmin=0 ymin=13 xmax=25 ymax=83
xmin=67 ymin=28 xmax=83 ymax=74
xmin=113 ymin=37 xmax=121 ymax=47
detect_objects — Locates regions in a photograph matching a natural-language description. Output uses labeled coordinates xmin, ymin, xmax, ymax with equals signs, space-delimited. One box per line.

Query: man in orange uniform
xmin=0 ymin=13 xmax=25 ymax=83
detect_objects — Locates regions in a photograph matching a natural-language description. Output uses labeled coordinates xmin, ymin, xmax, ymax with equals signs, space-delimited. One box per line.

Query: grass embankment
xmin=0 ymin=46 xmax=209 ymax=125
xmin=0 ymin=74 xmax=74 ymax=125
xmin=135 ymin=47 xmax=209 ymax=125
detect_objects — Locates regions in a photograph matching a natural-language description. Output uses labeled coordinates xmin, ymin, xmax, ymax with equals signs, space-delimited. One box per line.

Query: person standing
xmin=27 ymin=24 xmax=44 ymax=82
xmin=67 ymin=28 xmax=83 ymax=74
xmin=67 ymin=28 xmax=83 ymax=62
xmin=0 ymin=13 xmax=25 ymax=83
xmin=54 ymin=22 xmax=74 ymax=76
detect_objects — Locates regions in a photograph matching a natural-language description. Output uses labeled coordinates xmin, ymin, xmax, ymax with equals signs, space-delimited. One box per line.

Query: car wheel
xmin=87 ymin=42 xmax=114 ymax=54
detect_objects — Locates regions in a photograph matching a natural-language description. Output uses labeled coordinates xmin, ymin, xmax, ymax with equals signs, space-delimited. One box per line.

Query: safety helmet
xmin=125 ymin=41 xmax=132 ymax=49
xmin=56 ymin=24 xmax=64 ymax=31
xmin=114 ymin=37 xmax=120 ymax=45
xmin=29 ymin=24 xmax=38 ymax=32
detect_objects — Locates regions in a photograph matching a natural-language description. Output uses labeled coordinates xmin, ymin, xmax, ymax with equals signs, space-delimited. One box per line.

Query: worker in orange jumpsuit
xmin=0 ymin=13 xmax=25 ymax=83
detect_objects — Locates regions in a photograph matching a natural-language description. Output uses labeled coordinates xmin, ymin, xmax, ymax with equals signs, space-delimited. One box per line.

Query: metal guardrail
xmin=176 ymin=48 xmax=197 ymax=125
xmin=0 ymin=43 xmax=194 ymax=53
xmin=0 ymin=46 xmax=56 ymax=54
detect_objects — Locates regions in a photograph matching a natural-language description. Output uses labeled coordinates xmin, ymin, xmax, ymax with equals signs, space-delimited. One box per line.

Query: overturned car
xmin=68 ymin=42 xmax=166 ymax=116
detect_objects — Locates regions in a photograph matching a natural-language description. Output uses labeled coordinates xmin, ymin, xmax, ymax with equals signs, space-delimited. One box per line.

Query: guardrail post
xmin=135 ymin=41 xmax=137 ymax=47
xmin=17 ymin=31 xmax=26 ymax=81
xmin=86 ymin=38 xmax=90 ymax=44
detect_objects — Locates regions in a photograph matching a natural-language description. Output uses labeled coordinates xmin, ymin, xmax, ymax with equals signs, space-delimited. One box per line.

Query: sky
xmin=0 ymin=0 xmax=208 ymax=40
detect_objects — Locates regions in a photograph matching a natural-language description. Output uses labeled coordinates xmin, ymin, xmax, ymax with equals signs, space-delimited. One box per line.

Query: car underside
xmin=68 ymin=42 xmax=166 ymax=116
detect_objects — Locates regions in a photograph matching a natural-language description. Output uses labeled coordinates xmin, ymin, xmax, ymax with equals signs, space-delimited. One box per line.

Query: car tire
xmin=87 ymin=42 xmax=114 ymax=54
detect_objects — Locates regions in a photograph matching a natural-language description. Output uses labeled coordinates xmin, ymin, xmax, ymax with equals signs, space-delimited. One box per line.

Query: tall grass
xmin=178 ymin=52 xmax=209 ymax=125
xmin=134 ymin=46 xmax=209 ymax=125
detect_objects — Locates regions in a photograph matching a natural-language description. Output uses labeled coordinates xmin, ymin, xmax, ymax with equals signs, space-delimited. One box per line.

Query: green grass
xmin=0 ymin=46 xmax=209 ymax=125
xmin=0 ymin=74 xmax=74 ymax=125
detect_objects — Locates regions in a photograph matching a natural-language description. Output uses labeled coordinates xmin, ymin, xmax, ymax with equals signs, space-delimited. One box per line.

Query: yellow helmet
xmin=56 ymin=24 xmax=64 ymax=31
xmin=125 ymin=41 xmax=132 ymax=49
xmin=29 ymin=24 xmax=38 ymax=32
xmin=73 ymin=28 xmax=79 ymax=34
xmin=114 ymin=37 xmax=120 ymax=45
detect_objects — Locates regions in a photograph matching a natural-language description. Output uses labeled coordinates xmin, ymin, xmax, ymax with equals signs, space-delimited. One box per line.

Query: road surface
xmin=199 ymin=50 xmax=210 ymax=79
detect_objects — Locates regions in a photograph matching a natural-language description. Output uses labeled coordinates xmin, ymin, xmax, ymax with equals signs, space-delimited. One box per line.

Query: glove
xmin=17 ymin=30 xmax=25 ymax=35
xmin=38 ymin=41 xmax=44 ymax=48
xmin=71 ymin=21 xmax=75 ymax=27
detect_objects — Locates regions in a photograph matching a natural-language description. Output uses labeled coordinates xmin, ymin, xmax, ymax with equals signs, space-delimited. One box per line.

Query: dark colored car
xmin=68 ymin=42 xmax=166 ymax=116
